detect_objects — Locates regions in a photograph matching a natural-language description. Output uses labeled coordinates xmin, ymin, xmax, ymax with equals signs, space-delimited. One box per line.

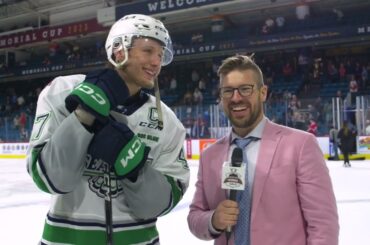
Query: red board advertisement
xmin=199 ymin=139 xmax=216 ymax=153
xmin=0 ymin=19 xmax=107 ymax=49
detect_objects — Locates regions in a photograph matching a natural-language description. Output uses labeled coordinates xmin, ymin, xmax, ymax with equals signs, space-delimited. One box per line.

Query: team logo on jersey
xmin=84 ymin=154 xmax=123 ymax=198
xmin=177 ymin=148 xmax=189 ymax=170
xmin=139 ymin=107 xmax=162 ymax=130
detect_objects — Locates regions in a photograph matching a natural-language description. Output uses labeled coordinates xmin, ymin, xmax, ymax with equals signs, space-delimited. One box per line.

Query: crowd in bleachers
xmin=1 ymin=3 xmax=370 ymax=142
xmin=1 ymin=47 xmax=369 ymax=142
xmin=0 ymin=80 xmax=44 ymax=142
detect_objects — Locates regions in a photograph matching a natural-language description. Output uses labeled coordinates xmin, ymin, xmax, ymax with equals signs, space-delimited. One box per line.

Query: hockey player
xmin=26 ymin=14 xmax=190 ymax=245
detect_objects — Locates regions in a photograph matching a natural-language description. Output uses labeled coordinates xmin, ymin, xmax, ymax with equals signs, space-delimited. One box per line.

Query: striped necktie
xmin=234 ymin=137 xmax=258 ymax=245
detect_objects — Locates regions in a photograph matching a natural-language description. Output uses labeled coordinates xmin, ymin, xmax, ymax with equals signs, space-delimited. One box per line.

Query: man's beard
xmin=228 ymin=102 xmax=262 ymax=129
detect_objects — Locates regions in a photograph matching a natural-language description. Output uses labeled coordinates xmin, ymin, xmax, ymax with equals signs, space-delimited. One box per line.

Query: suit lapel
xmin=218 ymin=133 xmax=233 ymax=199
xmin=251 ymin=120 xmax=282 ymax=222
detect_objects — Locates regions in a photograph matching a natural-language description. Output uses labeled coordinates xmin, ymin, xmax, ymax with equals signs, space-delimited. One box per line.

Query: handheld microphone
xmin=226 ymin=147 xmax=243 ymax=237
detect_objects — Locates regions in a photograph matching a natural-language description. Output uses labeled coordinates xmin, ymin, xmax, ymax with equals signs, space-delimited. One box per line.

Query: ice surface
xmin=1 ymin=159 xmax=369 ymax=244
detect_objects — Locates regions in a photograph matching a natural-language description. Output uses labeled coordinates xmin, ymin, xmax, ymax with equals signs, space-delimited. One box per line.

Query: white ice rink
xmin=1 ymin=158 xmax=370 ymax=245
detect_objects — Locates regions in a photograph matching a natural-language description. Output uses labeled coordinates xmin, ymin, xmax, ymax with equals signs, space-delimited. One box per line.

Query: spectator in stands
xmin=339 ymin=62 xmax=347 ymax=82
xmin=298 ymin=51 xmax=310 ymax=75
xmin=191 ymin=69 xmax=200 ymax=88
xmin=282 ymin=62 xmax=294 ymax=82
xmin=20 ymin=127 xmax=29 ymax=141
xmin=199 ymin=118 xmax=210 ymax=138
xmin=354 ymin=61 xmax=362 ymax=81
xmin=307 ymin=104 xmax=319 ymax=121
xmin=291 ymin=110 xmax=305 ymax=130
xmin=323 ymin=100 xmax=333 ymax=127
xmin=264 ymin=17 xmax=275 ymax=33
xmin=336 ymin=89 xmax=344 ymax=99
xmin=327 ymin=61 xmax=338 ymax=83
xmin=188 ymin=54 xmax=338 ymax=245
xmin=288 ymin=94 xmax=301 ymax=114
xmin=296 ymin=0 xmax=310 ymax=20
xmin=183 ymin=89 xmax=193 ymax=105
xmin=338 ymin=121 xmax=356 ymax=167
xmin=66 ymin=47 xmax=74 ymax=61
xmin=193 ymin=87 xmax=204 ymax=105
xmin=191 ymin=117 xmax=201 ymax=138
xmin=261 ymin=24 xmax=269 ymax=35
xmin=169 ymin=76 xmax=177 ymax=92
xmin=198 ymin=77 xmax=207 ymax=92
xmin=365 ymin=120 xmax=370 ymax=136
xmin=313 ymin=96 xmax=324 ymax=122
xmin=18 ymin=112 xmax=27 ymax=131
xmin=183 ymin=112 xmax=194 ymax=138
xmin=345 ymin=60 xmax=355 ymax=81
xmin=307 ymin=118 xmax=318 ymax=136
xmin=48 ymin=41 xmax=60 ymax=57
xmin=349 ymin=75 xmax=358 ymax=98
xmin=329 ymin=125 xmax=339 ymax=160
xmin=345 ymin=79 xmax=357 ymax=125
xmin=361 ymin=64 xmax=368 ymax=89
xmin=332 ymin=8 xmax=344 ymax=22
xmin=275 ymin=16 xmax=285 ymax=30
xmin=16 ymin=95 xmax=25 ymax=109
xmin=42 ymin=56 xmax=51 ymax=65
xmin=312 ymin=58 xmax=322 ymax=81
xmin=72 ymin=43 xmax=81 ymax=59
xmin=263 ymin=65 xmax=274 ymax=87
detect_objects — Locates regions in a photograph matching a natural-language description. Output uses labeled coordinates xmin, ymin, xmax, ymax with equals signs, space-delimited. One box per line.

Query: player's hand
xmin=87 ymin=120 xmax=150 ymax=180
xmin=65 ymin=69 xmax=129 ymax=131
xmin=83 ymin=68 xmax=129 ymax=109
xmin=212 ymin=200 xmax=239 ymax=231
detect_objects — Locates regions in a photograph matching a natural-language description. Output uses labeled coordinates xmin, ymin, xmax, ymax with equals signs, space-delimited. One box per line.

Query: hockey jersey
xmin=26 ymin=74 xmax=190 ymax=245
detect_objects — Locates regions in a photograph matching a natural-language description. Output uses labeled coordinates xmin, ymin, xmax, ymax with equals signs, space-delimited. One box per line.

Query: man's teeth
xmin=232 ymin=106 xmax=246 ymax=111
xmin=145 ymin=69 xmax=155 ymax=75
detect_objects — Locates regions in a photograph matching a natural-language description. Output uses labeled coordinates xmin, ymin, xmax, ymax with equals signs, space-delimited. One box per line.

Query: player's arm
xmin=121 ymin=116 xmax=190 ymax=220
xmin=26 ymin=76 xmax=94 ymax=194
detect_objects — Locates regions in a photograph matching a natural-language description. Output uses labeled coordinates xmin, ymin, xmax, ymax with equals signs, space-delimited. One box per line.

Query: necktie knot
xmin=234 ymin=137 xmax=258 ymax=149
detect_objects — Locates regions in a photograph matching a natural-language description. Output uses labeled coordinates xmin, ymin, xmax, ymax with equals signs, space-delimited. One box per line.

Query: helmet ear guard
xmin=105 ymin=14 xmax=174 ymax=68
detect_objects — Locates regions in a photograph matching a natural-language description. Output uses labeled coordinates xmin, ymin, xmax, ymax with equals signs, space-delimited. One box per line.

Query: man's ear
xmin=113 ymin=49 xmax=125 ymax=63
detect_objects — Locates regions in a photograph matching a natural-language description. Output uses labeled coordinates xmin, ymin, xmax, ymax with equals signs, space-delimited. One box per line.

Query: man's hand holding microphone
xmin=212 ymin=147 xmax=244 ymax=241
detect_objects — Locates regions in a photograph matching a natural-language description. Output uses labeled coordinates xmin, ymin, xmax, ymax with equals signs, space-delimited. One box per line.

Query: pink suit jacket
xmin=188 ymin=119 xmax=339 ymax=245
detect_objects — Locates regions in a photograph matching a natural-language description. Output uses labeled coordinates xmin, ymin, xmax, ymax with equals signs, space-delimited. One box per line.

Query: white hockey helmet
xmin=105 ymin=14 xmax=174 ymax=67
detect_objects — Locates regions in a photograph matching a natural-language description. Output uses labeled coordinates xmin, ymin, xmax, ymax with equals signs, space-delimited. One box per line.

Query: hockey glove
xmin=65 ymin=69 xmax=129 ymax=130
xmin=87 ymin=120 xmax=150 ymax=180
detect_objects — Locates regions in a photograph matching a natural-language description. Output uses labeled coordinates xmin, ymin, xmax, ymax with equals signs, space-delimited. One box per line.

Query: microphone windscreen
xmin=231 ymin=147 xmax=243 ymax=167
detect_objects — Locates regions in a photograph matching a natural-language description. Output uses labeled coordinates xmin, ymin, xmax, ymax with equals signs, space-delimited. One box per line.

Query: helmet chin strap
xmin=114 ymin=48 xmax=129 ymax=68
xmin=154 ymin=77 xmax=164 ymax=130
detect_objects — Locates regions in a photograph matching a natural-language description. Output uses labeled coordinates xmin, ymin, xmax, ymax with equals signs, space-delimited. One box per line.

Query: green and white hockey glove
xmin=65 ymin=69 xmax=129 ymax=131
xmin=87 ymin=120 xmax=150 ymax=180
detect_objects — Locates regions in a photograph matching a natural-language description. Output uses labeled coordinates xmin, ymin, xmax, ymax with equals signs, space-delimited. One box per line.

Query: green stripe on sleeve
xmin=30 ymin=148 xmax=50 ymax=193
xmin=161 ymin=175 xmax=183 ymax=215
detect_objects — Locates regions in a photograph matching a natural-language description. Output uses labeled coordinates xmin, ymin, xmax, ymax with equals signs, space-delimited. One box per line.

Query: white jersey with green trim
xmin=26 ymin=74 xmax=190 ymax=245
